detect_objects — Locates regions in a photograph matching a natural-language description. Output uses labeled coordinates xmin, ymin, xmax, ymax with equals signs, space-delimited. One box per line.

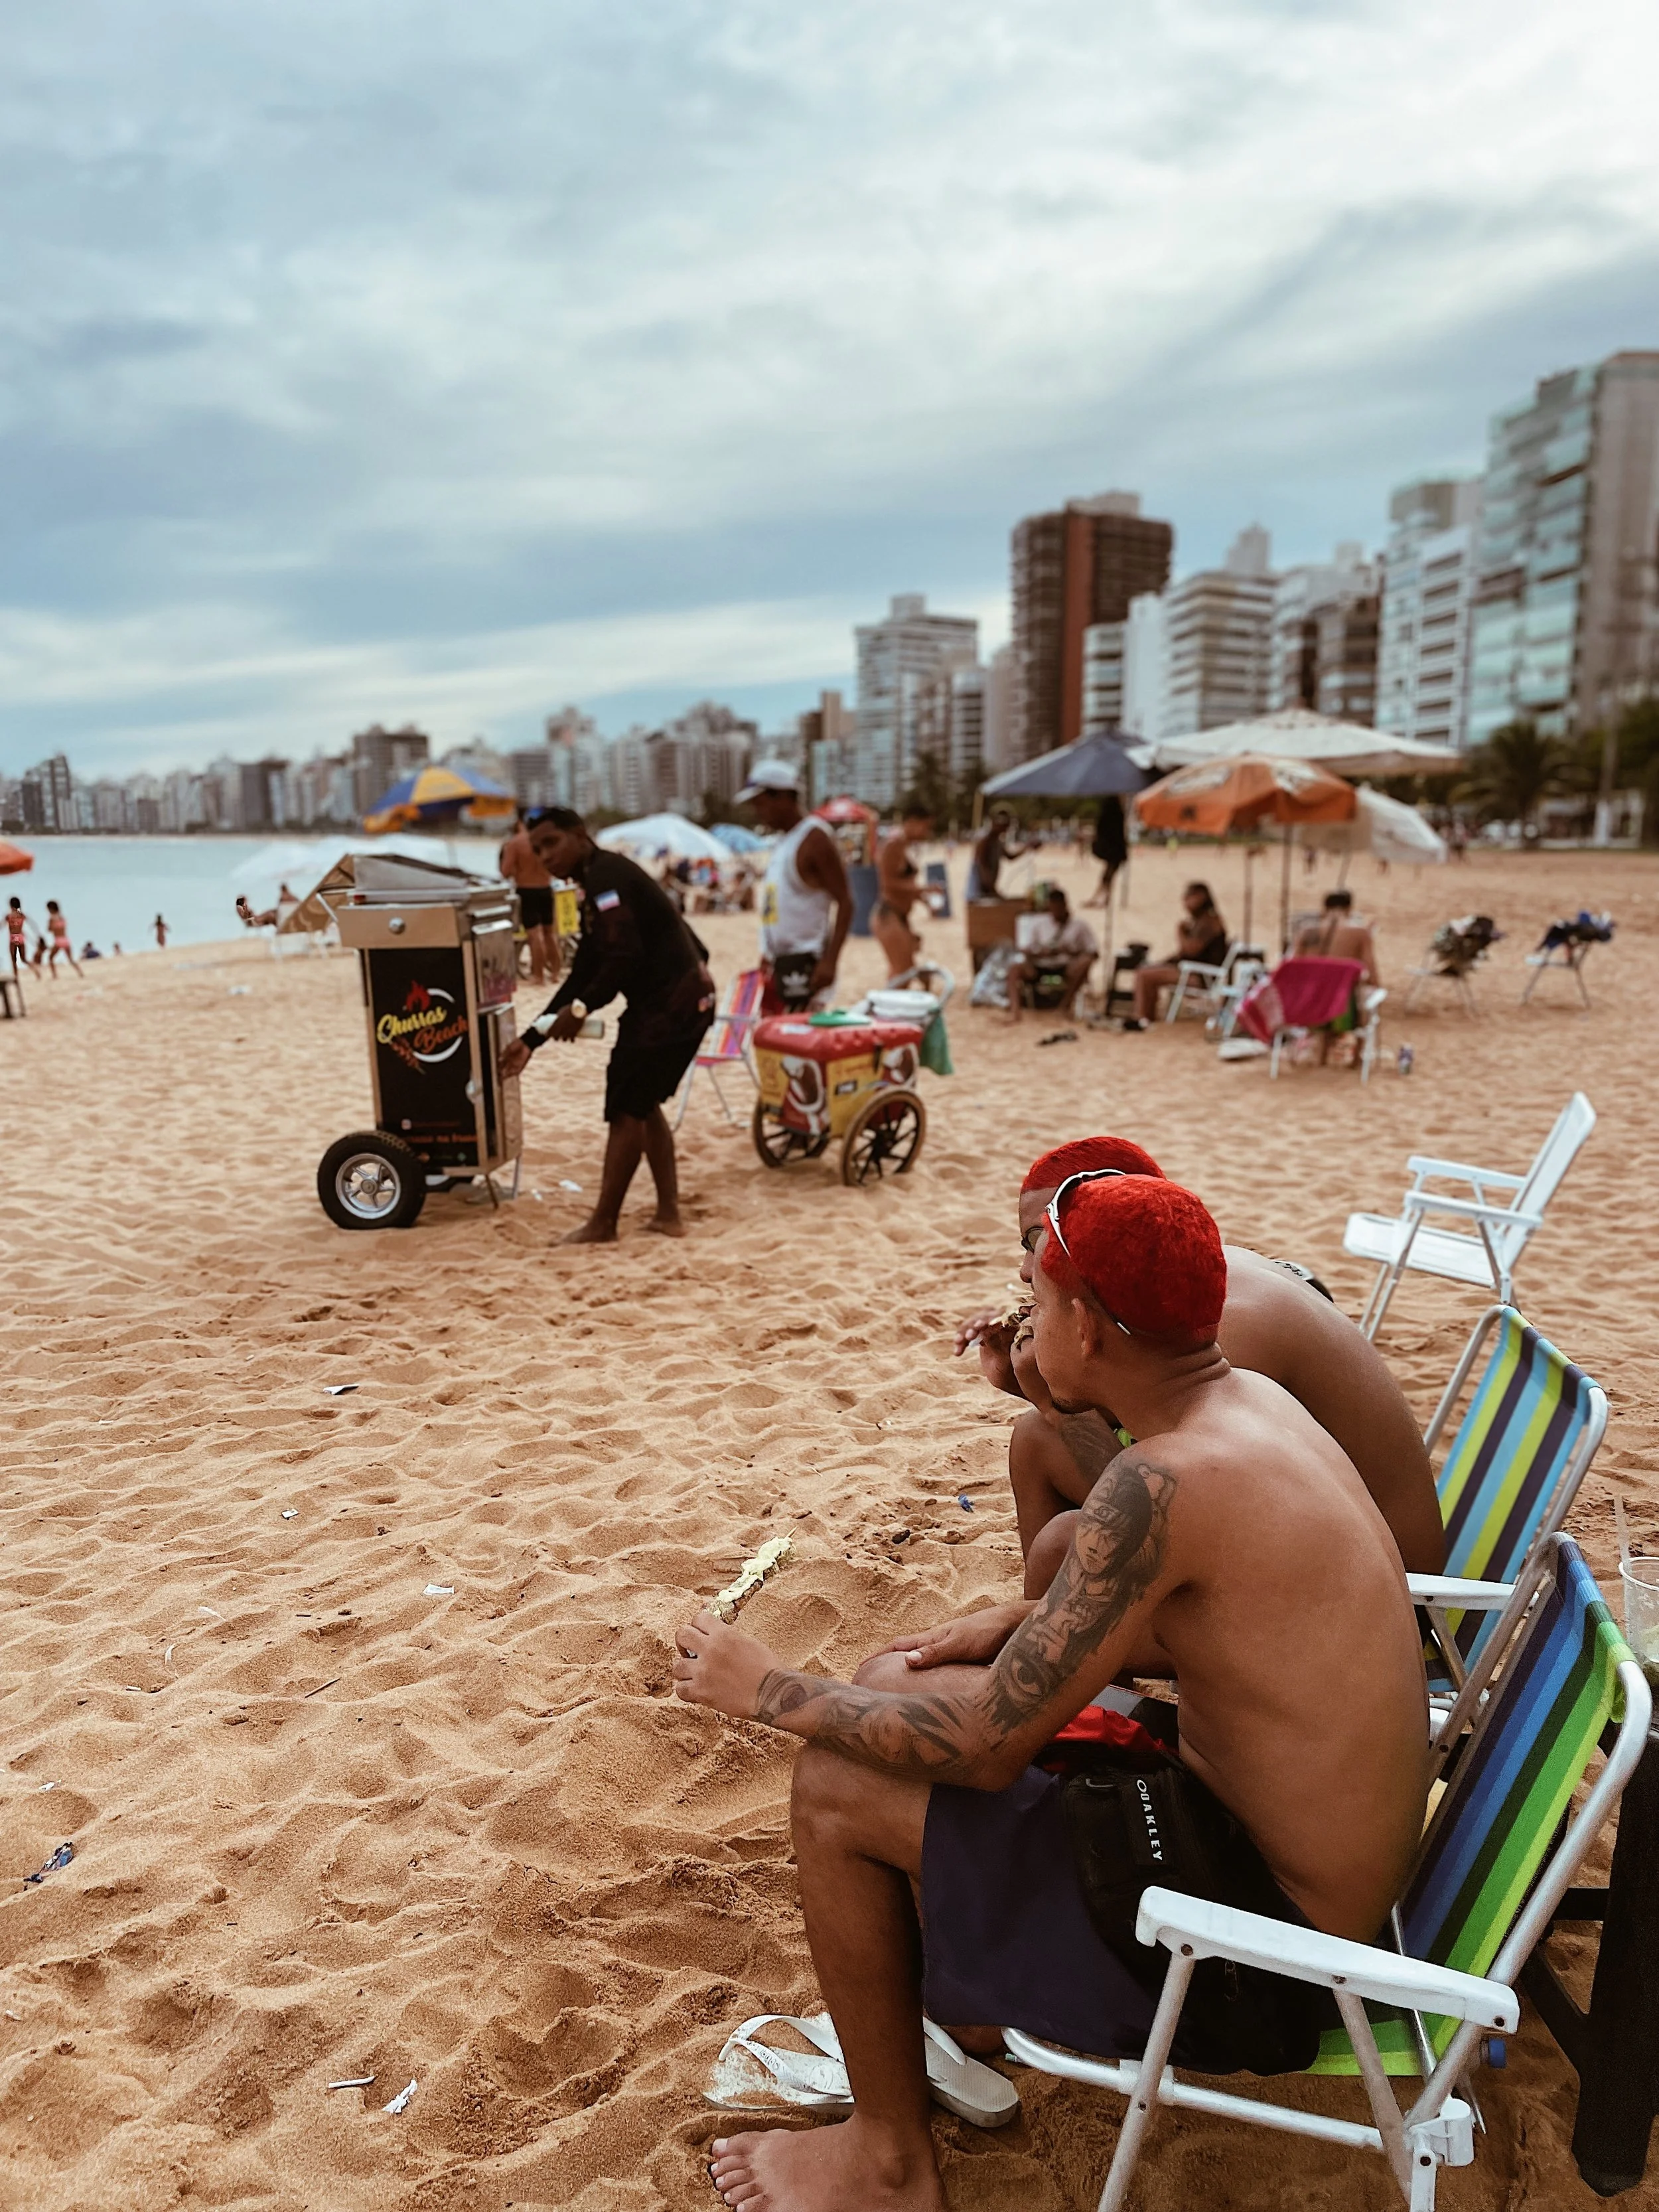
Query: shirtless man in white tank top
xmin=737 ymin=759 xmax=853 ymax=1012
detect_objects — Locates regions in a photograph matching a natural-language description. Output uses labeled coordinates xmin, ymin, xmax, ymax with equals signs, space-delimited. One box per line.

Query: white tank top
xmin=760 ymin=814 xmax=831 ymax=958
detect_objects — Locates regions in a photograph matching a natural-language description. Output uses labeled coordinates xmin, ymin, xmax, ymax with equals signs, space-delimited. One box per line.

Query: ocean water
xmin=3 ymin=834 xmax=503 ymax=955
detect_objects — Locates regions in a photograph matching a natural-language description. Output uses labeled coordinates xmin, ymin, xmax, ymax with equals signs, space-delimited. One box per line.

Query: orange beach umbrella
xmin=1135 ymin=754 xmax=1356 ymax=950
xmin=1134 ymin=753 xmax=1356 ymax=837
xmin=0 ymin=840 xmax=35 ymax=875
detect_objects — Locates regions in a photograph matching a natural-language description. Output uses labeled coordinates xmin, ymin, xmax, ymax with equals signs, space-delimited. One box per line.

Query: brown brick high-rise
xmin=1011 ymin=492 xmax=1173 ymax=761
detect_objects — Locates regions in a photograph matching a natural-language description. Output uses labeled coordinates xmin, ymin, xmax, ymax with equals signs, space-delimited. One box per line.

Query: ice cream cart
xmin=316 ymin=853 xmax=522 ymax=1229
xmin=751 ymin=1004 xmax=934 ymax=1187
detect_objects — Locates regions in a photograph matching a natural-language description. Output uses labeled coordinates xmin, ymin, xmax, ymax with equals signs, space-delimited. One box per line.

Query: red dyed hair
xmin=1021 ymin=1136 xmax=1165 ymax=1194
xmin=1040 ymin=1175 xmax=1225 ymax=1343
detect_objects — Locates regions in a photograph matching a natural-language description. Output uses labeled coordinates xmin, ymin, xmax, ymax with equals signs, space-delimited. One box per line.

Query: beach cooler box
xmin=751 ymin=1015 xmax=928 ymax=1187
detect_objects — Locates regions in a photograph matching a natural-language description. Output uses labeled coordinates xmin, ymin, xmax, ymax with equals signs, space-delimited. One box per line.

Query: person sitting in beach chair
xmin=675 ymin=1170 xmax=1429 ymax=2212
xmin=1293 ymin=887 xmax=1380 ymax=983
xmin=1001 ymin=887 xmax=1097 ymax=1027
xmin=1122 ymin=880 xmax=1227 ymax=1030
xmin=952 ymin=1138 xmax=1443 ymax=1593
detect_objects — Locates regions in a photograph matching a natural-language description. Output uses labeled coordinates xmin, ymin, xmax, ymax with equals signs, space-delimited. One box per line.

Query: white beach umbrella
xmin=1152 ymin=707 xmax=1461 ymax=779
xmin=597 ymin=814 xmax=733 ymax=863
xmin=1301 ymin=787 xmax=1449 ymax=867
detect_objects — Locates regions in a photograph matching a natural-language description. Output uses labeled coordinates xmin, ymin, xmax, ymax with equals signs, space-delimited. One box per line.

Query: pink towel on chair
xmin=1235 ymin=957 xmax=1364 ymax=1045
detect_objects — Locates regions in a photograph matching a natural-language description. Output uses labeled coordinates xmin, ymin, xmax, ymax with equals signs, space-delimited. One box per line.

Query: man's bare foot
xmin=646 ymin=1213 xmax=686 ymax=1237
xmin=559 ymin=1217 xmax=618 ymax=1244
xmin=708 ymin=2117 xmax=944 ymax=2212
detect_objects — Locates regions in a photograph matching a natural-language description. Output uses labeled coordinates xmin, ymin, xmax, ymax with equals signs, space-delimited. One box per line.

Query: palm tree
xmin=1460 ymin=719 xmax=1566 ymax=827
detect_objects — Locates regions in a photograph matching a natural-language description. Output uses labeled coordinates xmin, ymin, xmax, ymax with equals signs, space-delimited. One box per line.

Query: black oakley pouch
xmin=1058 ymin=1748 xmax=1330 ymax=2075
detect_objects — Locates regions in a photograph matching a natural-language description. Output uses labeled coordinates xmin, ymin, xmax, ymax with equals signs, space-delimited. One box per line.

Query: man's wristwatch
xmin=527 ymin=998 xmax=586 ymax=1047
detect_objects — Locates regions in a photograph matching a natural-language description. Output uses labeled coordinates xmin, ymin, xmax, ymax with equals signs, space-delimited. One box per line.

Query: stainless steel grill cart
xmin=317 ymin=853 xmax=522 ymax=1230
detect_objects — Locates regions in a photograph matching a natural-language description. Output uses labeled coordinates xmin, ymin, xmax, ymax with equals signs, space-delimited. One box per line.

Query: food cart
xmin=316 ymin=853 xmax=522 ymax=1229
xmin=750 ymin=976 xmax=951 ymax=1188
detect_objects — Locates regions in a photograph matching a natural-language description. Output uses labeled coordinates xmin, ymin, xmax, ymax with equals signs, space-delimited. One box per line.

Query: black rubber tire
xmin=317 ymin=1131 xmax=427 ymax=1230
xmin=841 ymin=1090 xmax=926 ymax=1187
xmin=751 ymin=1098 xmax=831 ymax=1168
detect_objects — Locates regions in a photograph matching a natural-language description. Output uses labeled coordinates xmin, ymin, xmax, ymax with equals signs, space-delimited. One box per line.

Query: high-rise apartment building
xmin=853 ymin=594 xmax=978 ymax=808
xmin=1010 ymin=492 xmax=1173 ymax=761
xmin=799 ymin=688 xmax=854 ymax=802
xmin=913 ymin=663 xmax=991 ymax=793
xmin=1159 ymin=530 xmax=1277 ymax=738
xmin=350 ymin=723 xmax=431 ymax=818
xmin=1269 ymin=545 xmax=1378 ymax=713
xmin=1378 ymin=480 xmax=1483 ymax=749
xmin=1469 ymin=351 xmax=1659 ymax=749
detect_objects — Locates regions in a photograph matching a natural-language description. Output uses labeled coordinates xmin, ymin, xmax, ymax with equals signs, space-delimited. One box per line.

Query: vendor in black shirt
xmin=498 ymin=808 xmax=716 ymax=1242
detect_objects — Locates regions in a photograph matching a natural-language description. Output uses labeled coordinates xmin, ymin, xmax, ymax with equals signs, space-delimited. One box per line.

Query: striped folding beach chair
xmin=1006 ymin=1534 xmax=1650 ymax=2211
xmin=674 ymin=966 xmax=766 ymax=1129
xmin=1404 ymin=1305 xmax=1606 ymax=1701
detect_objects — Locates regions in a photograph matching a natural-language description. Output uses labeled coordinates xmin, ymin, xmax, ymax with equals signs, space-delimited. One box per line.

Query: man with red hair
xmin=949 ymin=1135 xmax=1442 ymax=1615
xmin=674 ymin=1173 xmax=1427 ymax=2212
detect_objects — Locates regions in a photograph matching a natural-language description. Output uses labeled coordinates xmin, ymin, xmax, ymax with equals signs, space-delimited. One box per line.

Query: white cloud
xmin=1 ymin=0 xmax=1656 ymax=771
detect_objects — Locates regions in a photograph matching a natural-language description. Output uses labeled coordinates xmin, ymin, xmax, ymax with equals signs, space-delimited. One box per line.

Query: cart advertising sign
xmin=368 ymin=948 xmax=474 ymax=1146
xmin=753 ymin=1019 xmax=921 ymax=1140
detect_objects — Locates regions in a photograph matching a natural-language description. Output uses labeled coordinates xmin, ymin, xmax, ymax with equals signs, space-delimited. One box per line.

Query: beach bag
xmin=1058 ymin=1750 xmax=1327 ymax=2075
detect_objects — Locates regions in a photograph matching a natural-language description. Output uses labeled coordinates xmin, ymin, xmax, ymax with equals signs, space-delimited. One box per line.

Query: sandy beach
xmin=3 ymin=838 xmax=1657 ymax=2212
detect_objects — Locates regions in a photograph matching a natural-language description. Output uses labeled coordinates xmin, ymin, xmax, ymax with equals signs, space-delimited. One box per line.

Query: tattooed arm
xmin=672 ymin=1453 xmax=1178 ymax=1789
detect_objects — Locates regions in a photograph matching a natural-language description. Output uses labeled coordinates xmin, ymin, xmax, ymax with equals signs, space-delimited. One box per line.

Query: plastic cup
xmin=1619 ymin=1558 xmax=1659 ymax=1686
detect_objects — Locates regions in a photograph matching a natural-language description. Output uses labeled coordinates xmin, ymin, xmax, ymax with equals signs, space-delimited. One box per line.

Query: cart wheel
xmin=751 ymin=1099 xmax=831 ymax=1167
xmin=841 ymin=1089 xmax=926 ymax=1187
xmin=317 ymin=1131 xmax=427 ymax=1230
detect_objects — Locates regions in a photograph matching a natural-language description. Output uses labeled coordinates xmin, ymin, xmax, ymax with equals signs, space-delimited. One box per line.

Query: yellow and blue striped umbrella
xmin=362 ymin=763 xmax=516 ymax=834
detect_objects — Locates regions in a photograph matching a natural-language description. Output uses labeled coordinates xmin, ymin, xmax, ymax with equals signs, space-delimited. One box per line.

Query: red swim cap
xmin=1021 ymin=1136 xmax=1165 ymax=1194
xmin=1040 ymin=1175 xmax=1225 ymax=1343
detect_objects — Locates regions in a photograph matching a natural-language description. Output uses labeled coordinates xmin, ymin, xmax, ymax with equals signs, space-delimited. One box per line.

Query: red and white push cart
xmin=750 ymin=968 xmax=952 ymax=1188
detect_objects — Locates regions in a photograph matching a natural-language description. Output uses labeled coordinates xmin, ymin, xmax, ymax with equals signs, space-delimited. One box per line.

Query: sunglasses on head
xmin=1037 ymin=1167 xmax=1133 ymax=1337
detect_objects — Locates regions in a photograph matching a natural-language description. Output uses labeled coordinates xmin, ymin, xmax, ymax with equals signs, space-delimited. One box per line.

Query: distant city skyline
xmin=3 ymin=2 xmax=1657 ymax=777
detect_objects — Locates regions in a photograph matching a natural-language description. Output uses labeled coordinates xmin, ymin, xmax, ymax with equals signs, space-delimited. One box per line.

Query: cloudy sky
xmin=3 ymin=0 xmax=1657 ymax=776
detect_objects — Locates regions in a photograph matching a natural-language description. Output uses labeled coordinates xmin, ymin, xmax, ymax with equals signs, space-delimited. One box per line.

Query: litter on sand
xmin=24 ymin=1842 xmax=74 ymax=1885
xmin=383 ymin=2079 xmax=418 ymax=2115
xmin=328 ymin=2074 xmax=376 ymax=2090
xmin=324 ymin=1384 xmax=360 ymax=1397
xmin=711 ymin=1536 xmax=793 ymax=1622
xmin=957 ymin=1494 xmax=974 ymax=1512
xmin=423 ymin=1584 xmax=455 ymax=1597
xmin=37 ymin=1781 xmax=56 ymax=1791
xmin=558 ymin=1179 xmax=583 ymax=1192
xmin=281 ymin=1509 xmax=299 ymax=1520
xmin=228 ymin=985 xmax=251 ymax=996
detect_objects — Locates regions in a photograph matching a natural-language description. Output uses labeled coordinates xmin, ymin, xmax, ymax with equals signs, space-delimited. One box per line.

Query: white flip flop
xmin=703 ymin=2013 xmax=853 ymax=2114
xmin=922 ymin=2020 xmax=1021 ymax=2129
xmin=703 ymin=2012 xmax=1019 ymax=2130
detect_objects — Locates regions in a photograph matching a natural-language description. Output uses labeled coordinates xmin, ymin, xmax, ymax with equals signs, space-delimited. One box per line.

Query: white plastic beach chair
xmin=1005 ymin=1536 xmax=1649 ymax=2212
xmin=1342 ymin=1092 xmax=1595 ymax=1338
xmin=1165 ymin=940 xmax=1262 ymax=1024
xmin=1265 ymin=984 xmax=1387 ymax=1082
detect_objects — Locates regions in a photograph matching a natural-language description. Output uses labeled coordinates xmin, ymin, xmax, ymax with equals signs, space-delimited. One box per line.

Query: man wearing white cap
xmin=737 ymin=759 xmax=853 ymax=1013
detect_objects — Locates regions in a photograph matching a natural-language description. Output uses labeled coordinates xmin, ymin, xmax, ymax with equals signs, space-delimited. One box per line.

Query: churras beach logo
xmin=376 ymin=980 xmax=469 ymax=1070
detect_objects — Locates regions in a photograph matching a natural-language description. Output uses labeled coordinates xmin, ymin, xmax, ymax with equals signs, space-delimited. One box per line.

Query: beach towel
xmin=1234 ymin=956 xmax=1364 ymax=1047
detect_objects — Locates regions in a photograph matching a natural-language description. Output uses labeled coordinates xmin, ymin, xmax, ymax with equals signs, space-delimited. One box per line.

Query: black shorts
xmin=518 ymin=886 xmax=554 ymax=930
xmin=922 ymin=1765 xmax=1157 ymax=2059
xmin=603 ymin=1030 xmax=707 ymax=1122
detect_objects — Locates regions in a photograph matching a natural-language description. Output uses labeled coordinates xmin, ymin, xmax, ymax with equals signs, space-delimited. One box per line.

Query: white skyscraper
xmin=853 ymin=593 xmax=978 ymax=808
xmin=1377 ymin=480 xmax=1483 ymax=750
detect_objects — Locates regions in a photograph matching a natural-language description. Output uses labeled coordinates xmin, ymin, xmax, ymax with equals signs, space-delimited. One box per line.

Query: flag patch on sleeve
xmin=595 ymin=890 xmax=620 ymax=911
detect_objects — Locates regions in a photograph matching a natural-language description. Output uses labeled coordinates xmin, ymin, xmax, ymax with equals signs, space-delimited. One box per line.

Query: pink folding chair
xmin=675 ymin=966 xmax=766 ymax=1127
